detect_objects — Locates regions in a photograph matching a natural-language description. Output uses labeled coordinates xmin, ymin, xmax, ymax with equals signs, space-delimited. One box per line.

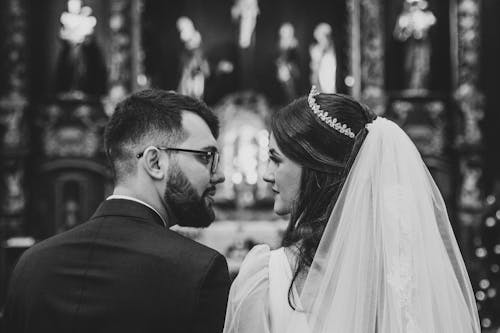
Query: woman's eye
xmin=269 ymin=156 xmax=280 ymax=164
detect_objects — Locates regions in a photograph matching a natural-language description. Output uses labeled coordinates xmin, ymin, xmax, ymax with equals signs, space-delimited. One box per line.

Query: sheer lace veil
xmin=288 ymin=117 xmax=480 ymax=333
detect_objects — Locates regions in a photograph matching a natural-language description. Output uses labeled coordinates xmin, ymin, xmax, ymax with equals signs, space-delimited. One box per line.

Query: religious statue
xmin=276 ymin=22 xmax=301 ymax=102
xmin=231 ymin=0 xmax=259 ymax=49
xmin=56 ymin=0 xmax=107 ymax=97
xmin=394 ymin=0 xmax=436 ymax=91
xmin=176 ymin=16 xmax=210 ymax=100
xmin=60 ymin=0 xmax=96 ymax=44
xmin=309 ymin=23 xmax=337 ymax=93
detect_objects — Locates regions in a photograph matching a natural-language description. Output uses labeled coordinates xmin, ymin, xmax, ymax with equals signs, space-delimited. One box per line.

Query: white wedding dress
xmin=224 ymin=245 xmax=309 ymax=333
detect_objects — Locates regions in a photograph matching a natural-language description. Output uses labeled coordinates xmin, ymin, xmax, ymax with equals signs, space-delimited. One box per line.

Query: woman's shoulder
xmin=237 ymin=244 xmax=272 ymax=276
xmin=225 ymin=245 xmax=276 ymax=333
xmin=228 ymin=245 xmax=273 ymax=304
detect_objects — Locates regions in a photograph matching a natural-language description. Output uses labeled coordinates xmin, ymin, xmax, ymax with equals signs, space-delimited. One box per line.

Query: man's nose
xmin=210 ymin=165 xmax=225 ymax=184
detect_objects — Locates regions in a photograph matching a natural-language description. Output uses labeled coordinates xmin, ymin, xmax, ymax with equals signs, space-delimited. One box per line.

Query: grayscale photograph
xmin=0 ymin=0 xmax=499 ymax=332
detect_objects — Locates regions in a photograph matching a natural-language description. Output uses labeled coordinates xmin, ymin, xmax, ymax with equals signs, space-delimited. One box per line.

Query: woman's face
xmin=263 ymin=133 xmax=302 ymax=216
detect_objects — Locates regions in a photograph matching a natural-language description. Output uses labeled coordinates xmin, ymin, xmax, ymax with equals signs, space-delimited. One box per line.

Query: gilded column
xmin=0 ymin=0 xmax=29 ymax=239
xmin=105 ymin=0 xmax=147 ymax=116
xmin=452 ymin=0 xmax=484 ymax=238
xmin=348 ymin=0 xmax=386 ymax=115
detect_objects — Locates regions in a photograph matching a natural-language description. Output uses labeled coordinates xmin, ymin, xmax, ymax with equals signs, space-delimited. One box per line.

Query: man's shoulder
xmin=146 ymin=229 xmax=228 ymax=286
xmin=162 ymin=228 xmax=223 ymax=261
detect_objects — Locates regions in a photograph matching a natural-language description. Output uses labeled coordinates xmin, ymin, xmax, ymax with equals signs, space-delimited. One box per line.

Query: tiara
xmin=308 ymin=86 xmax=356 ymax=139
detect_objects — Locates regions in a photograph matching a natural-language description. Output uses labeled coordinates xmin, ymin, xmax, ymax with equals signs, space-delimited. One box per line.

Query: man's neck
xmin=112 ymin=185 xmax=170 ymax=226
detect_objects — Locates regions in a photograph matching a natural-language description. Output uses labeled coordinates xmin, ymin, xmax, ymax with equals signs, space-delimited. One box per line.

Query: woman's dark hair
xmin=271 ymin=92 xmax=375 ymax=309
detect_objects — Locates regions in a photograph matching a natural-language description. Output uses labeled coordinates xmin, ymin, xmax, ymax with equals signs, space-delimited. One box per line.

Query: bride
xmin=223 ymin=87 xmax=480 ymax=333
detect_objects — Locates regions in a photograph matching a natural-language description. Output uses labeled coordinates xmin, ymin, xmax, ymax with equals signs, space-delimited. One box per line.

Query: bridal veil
xmin=288 ymin=117 xmax=480 ymax=332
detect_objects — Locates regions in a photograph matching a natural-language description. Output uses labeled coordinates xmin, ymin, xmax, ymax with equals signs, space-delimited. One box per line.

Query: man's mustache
xmin=203 ymin=186 xmax=216 ymax=197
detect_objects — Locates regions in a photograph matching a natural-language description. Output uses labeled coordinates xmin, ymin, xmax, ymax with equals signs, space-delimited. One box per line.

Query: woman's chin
xmin=273 ymin=202 xmax=291 ymax=216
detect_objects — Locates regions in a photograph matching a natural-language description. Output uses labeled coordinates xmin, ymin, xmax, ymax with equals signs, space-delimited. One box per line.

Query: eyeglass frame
xmin=136 ymin=146 xmax=220 ymax=175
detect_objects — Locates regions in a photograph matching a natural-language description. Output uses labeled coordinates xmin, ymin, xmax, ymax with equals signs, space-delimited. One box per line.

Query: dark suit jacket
xmin=2 ymin=199 xmax=230 ymax=333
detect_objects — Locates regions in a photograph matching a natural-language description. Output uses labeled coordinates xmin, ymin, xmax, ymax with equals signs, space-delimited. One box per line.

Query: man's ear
xmin=141 ymin=146 xmax=167 ymax=180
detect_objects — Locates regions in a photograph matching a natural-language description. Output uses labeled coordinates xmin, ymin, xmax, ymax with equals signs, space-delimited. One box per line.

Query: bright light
xmin=232 ymin=173 xmax=243 ymax=184
xmin=247 ymin=172 xmax=258 ymax=185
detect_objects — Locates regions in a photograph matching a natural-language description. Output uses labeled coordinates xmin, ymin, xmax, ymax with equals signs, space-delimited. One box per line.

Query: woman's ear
xmin=141 ymin=146 xmax=167 ymax=180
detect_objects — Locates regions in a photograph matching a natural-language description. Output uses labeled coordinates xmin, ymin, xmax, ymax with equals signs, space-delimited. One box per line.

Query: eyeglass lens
xmin=211 ymin=152 xmax=219 ymax=174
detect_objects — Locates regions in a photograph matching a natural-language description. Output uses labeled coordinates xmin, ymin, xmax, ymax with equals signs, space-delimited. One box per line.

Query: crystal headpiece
xmin=308 ymin=86 xmax=356 ymax=139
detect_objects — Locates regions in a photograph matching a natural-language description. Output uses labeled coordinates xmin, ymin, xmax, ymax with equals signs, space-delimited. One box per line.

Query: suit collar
xmin=106 ymin=195 xmax=167 ymax=227
xmin=91 ymin=198 xmax=167 ymax=228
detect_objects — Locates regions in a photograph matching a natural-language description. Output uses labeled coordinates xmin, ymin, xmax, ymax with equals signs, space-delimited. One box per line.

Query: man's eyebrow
xmin=201 ymin=145 xmax=218 ymax=152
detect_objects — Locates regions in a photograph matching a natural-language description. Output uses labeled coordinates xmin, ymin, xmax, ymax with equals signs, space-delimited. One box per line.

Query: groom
xmin=3 ymin=90 xmax=230 ymax=333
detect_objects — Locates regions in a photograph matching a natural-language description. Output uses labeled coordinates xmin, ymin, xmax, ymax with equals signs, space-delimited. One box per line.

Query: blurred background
xmin=0 ymin=0 xmax=498 ymax=330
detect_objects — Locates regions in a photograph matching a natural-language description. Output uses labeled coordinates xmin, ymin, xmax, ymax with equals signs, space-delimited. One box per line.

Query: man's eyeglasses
xmin=136 ymin=147 xmax=219 ymax=175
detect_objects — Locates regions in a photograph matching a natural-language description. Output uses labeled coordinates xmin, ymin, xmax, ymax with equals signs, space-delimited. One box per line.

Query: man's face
xmin=163 ymin=112 xmax=224 ymax=227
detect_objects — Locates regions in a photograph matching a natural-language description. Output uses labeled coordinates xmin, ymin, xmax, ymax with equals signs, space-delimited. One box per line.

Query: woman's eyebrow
xmin=269 ymin=148 xmax=280 ymax=157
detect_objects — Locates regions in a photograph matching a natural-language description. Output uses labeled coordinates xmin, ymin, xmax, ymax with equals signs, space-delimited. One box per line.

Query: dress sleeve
xmin=223 ymin=244 xmax=271 ymax=333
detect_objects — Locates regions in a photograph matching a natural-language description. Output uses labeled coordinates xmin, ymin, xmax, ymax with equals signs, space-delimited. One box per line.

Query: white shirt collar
xmin=106 ymin=194 xmax=167 ymax=228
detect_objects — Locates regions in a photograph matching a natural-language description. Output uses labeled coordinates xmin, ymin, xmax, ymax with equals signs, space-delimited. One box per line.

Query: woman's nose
xmin=262 ymin=166 xmax=274 ymax=184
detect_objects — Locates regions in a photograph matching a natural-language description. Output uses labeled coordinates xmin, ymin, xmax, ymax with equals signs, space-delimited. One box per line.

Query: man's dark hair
xmin=104 ymin=89 xmax=219 ymax=182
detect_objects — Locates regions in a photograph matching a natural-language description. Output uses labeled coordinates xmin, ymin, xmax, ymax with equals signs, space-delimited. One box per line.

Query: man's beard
xmin=164 ymin=162 xmax=215 ymax=228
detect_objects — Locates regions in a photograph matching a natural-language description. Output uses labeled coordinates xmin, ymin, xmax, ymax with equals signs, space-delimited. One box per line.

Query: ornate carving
xmin=40 ymin=101 xmax=107 ymax=158
xmin=459 ymin=160 xmax=483 ymax=212
xmin=391 ymin=98 xmax=446 ymax=156
xmin=0 ymin=159 xmax=25 ymax=237
xmin=1 ymin=163 xmax=25 ymax=215
xmin=454 ymin=82 xmax=484 ymax=147
xmin=0 ymin=93 xmax=27 ymax=151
